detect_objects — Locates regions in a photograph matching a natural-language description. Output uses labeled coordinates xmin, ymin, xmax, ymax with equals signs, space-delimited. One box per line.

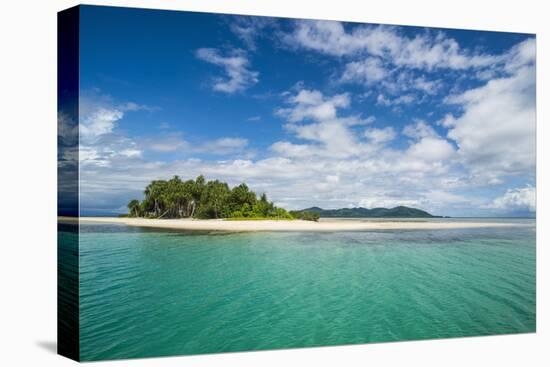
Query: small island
xmin=71 ymin=175 xmax=523 ymax=232
xmin=125 ymin=175 xmax=320 ymax=221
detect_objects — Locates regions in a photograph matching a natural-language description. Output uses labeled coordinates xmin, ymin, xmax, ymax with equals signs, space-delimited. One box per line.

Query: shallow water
xmin=66 ymin=219 xmax=536 ymax=360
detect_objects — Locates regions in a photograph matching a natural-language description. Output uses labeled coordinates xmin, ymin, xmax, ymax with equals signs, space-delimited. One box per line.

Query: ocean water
xmin=68 ymin=219 xmax=535 ymax=360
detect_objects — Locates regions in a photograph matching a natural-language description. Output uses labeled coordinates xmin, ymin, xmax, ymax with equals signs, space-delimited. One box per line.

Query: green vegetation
xmin=295 ymin=206 xmax=438 ymax=218
xmin=225 ymin=217 xmax=296 ymax=221
xmin=127 ymin=175 xmax=312 ymax=220
xmin=289 ymin=210 xmax=321 ymax=222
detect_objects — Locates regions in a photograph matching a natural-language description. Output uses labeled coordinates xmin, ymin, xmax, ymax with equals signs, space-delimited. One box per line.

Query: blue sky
xmin=75 ymin=5 xmax=536 ymax=217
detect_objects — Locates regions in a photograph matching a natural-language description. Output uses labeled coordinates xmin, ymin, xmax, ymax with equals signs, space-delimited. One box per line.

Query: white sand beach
xmin=64 ymin=217 xmax=525 ymax=232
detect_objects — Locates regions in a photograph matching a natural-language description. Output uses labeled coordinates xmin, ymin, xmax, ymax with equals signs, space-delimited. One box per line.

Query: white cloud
xmin=229 ymin=16 xmax=273 ymax=50
xmin=376 ymin=93 xmax=415 ymax=106
xmin=77 ymin=95 xmax=250 ymax=170
xmin=286 ymin=20 xmax=501 ymax=70
xmin=145 ymin=135 xmax=189 ymax=152
xmin=79 ymin=146 xmax=102 ymax=164
xmin=437 ymin=113 xmax=456 ymax=128
xmin=196 ymin=137 xmax=249 ymax=154
xmin=247 ymin=115 xmax=261 ymax=122
xmin=277 ymin=89 xmax=350 ymax=122
xmin=402 ymin=120 xmax=456 ymax=162
xmin=402 ymin=120 xmax=438 ymax=139
xmin=503 ymin=38 xmax=536 ymax=74
xmin=79 ymin=94 xmax=152 ymax=143
xmin=412 ymin=76 xmax=441 ymax=95
xmin=120 ymin=149 xmax=142 ymax=158
xmin=80 ymin=107 xmax=123 ymax=141
xmin=284 ymin=20 xmax=366 ymax=57
xmin=487 ymin=186 xmax=535 ymax=212
xmin=407 ymin=136 xmax=455 ymax=162
xmin=326 ymin=175 xmax=340 ymax=183
xmin=364 ymin=127 xmax=396 ymax=144
xmin=78 ymin=95 xmax=145 ymax=167
xmin=446 ymin=38 xmax=536 ymax=180
xmin=376 ymin=94 xmax=391 ymax=106
xmin=275 ymin=89 xmax=373 ymax=158
xmin=143 ymin=135 xmax=249 ymax=155
xmin=196 ymin=48 xmax=259 ymax=93
xmin=285 ymin=20 xmax=513 ymax=104
xmin=270 ymin=141 xmax=318 ymax=158
xmin=341 ymin=58 xmax=389 ymax=84
xmin=370 ymin=71 xmax=442 ymax=99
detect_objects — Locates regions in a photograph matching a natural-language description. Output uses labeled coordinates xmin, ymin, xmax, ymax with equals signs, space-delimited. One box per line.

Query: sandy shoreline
xmin=60 ymin=216 xmax=525 ymax=232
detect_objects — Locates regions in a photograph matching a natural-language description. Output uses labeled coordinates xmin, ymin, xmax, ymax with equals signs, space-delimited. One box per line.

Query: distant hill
xmin=297 ymin=206 xmax=440 ymax=218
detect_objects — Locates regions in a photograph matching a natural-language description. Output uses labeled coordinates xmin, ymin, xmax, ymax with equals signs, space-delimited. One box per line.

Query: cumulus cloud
xmin=78 ymin=95 xmax=146 ymax=167
xmin=407 ymin=136 xmax=455 ymax=162
xmin=364 ymin=127 xmax=396 ymax=144
xmin=445 ymin=38 xmax=536 ymax=181
xmin=80 ymin=108 xmax=123 ymax=141
xmin=402 ymin=120 xmax=438 ymax=139
xmin=275 ymin=89 xmax=377 ymax=158
xmin=277 ymin=89 xmax=351 ymax=122
xmin=401 ymin=120 xmax=456 ymax=164
xmin=79 ymin=96 xmax=152 ymax=144
xmin=196 ymin=48 xmax=259 ymax=93
xmin=487 ymin=186 xmax=536 ymax=213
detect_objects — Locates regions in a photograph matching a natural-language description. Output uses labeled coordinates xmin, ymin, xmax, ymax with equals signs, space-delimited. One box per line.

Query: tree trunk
xmin=158 ymin=208 xmax=170 ymax=219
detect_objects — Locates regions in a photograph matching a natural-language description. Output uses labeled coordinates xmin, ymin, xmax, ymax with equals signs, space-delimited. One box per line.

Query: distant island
xmin=294 ymin=206 xmax=441 ymax=218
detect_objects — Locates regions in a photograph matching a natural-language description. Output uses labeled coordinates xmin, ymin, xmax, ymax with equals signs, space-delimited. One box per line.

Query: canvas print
xmin=58 ymin=5 xmax=536 ymax=361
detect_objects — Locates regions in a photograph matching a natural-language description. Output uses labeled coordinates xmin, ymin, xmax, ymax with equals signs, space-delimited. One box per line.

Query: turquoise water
xmin=73 ymin=220 xmax=536 ymax=360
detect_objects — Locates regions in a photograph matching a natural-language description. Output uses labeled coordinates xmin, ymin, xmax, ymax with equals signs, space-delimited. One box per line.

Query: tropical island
xmin=67 ymin=175 xmax=524 ymax=232
xmin=125 ymin=175 xmax=320 ymax=221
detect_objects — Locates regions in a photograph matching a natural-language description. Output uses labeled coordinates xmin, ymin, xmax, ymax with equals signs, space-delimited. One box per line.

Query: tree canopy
xmin=126 ymin=175 xmax=318 ymax=221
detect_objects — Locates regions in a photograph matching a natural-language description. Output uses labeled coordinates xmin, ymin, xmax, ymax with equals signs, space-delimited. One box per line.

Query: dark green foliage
xmin=296 ymin=205 xmax=439 ymax=218
xmin=289 ymin=210 xmax=320 ymax=222
xmin=127 ymin=175 xmax=293 ymax=220
xmin=127 ymin=199 xmax=141 ymax=217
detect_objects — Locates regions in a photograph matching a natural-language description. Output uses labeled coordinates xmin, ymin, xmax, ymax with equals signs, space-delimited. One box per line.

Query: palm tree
xmin=127 ymin=199 xmax=141 ymax=217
